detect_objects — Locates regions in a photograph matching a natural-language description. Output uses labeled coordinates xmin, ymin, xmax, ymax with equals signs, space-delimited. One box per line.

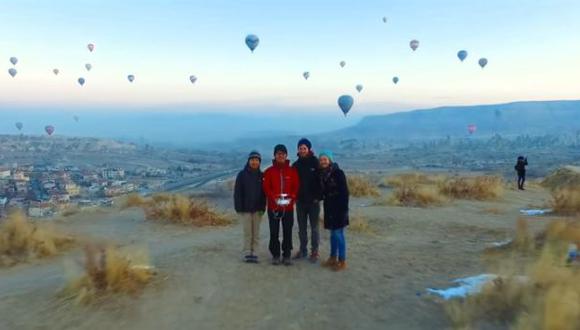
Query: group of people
xmin=233 ymin=138 xmax=349 ymax=271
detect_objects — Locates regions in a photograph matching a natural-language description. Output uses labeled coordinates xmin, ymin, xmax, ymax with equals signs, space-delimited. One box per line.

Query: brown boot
xmin=322 ymin=256 xmax=337 ymax=268
xmin=333 ymin=260 xmax=347 ymax=272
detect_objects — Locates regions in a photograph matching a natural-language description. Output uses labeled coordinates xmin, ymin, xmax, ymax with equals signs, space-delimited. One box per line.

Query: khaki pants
xmin=242 ymin=212 xmax=263 ymax=255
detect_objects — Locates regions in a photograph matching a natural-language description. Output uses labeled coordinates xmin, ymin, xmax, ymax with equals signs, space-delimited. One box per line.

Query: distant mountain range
xmin=328 ymin=100 xmax=580 ymax=142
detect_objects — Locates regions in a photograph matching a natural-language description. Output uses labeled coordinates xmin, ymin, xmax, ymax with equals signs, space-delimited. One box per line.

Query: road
xmin=148 ymin=169 xmax=238 ymax=195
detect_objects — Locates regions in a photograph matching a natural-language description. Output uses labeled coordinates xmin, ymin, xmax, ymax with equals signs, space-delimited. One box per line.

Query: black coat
xmin=515 ymin=158 xmax=528 ymax=174
xmin=320 ymin=163 xmax=349 ymax=230
xmin=234 ymin=165 xmax=266 ymax=213
xmin=293 ymin=153 xmax=322 ymax=203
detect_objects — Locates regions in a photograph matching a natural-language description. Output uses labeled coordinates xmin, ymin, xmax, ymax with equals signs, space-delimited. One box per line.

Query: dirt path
xmin=0 ymin=186 xmax=556 ymax=330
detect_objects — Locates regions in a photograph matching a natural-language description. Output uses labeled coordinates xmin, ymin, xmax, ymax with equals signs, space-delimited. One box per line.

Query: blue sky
xmin=1 ymin=0 xmax=579 ymax=114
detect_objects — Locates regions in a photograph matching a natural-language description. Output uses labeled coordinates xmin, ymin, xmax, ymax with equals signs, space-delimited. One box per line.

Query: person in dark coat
xmin=514 ymin=156 xmax=528 ymax=190
xmin=318 ymin=150 xmax=349 ymax=271
xmin=234 ymin=151 xmax=266 ymax=263
xmin=292 ymin=138 xmax=322 ymax=262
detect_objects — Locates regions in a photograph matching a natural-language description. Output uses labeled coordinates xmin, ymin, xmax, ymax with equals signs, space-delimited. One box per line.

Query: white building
xmin=102 ymin=168 xmax=125 ymax=180
xmin=0 ymin=169 xmax=10 ymax=179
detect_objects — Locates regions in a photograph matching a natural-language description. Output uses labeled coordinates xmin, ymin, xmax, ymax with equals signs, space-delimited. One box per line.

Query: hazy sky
xmin=1 ymin=0 xmax=579 ymax=114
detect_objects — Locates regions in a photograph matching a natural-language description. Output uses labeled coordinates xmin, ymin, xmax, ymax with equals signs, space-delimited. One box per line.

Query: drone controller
xmin=276 ymin=194 xmax=291 ymax=206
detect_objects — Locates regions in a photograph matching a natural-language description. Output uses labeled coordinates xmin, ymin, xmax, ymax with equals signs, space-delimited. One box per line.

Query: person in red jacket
xmin=263 ymin=144 xmax=300 ymax=266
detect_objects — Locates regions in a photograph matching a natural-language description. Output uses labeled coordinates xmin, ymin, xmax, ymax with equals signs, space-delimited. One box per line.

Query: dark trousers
xmin=517 ymin=172 xmax=526 ymax=189
xmin=296 ymin=201 xmax=320 ymax=255
xmin=268 ymin=210 xmax=294 ymax=259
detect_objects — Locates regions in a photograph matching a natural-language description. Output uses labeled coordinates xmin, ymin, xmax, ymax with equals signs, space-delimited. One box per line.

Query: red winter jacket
xmin=262 ymin=160 xmax=300 ymax=212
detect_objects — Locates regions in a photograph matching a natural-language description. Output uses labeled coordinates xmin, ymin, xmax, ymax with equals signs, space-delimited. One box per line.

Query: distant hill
xmin=329 ymin=100 xmax=580 ymax=142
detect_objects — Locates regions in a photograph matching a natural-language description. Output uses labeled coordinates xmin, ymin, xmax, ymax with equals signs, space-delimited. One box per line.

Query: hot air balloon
xmin=73 ymin=115 xmax=79 ymax=123
xmin=85 ymin=63 xmax=92 ymax=71
xmin=15 ymin=122 xmax=23 ymax=131
xmin=127 ymin=75 xmax=135 ymax=83
xmin=45 ymin=125 xmax=55 ymax=136
xmin=8 ymin=68 xmax=17 ymax=78
xmin=303 ymin=72 xmax=310 ymax=80
xmin=392 ymin=76 xmax=399 ymax=84
xmin=189 ymin=75 xmax=197 ymax=84
xmin=245 ymin=34 xmax=259 ymax=52
xmin=87 ymin=43 xmax=95 ymax=52
xmin=78 ymin=77 xmax=85 ymax=86
xmin=340 ymin=61 xmax=346 ymax=68
xmin=53 ymin=68 xmax=59 ymax=75
xmin=338 ymin=95 xmax=354 ymax=116
xmin=467 ymin=124 xmax=477 ymax=135
xmin=478 ymin=58 xmax=488 ymax=68
xmin=382 ymin=17 xmax=387 ymax=23
xmin=356 ymin=84 xmax=363 ymax=93
xmin=457 ymin=50 xmax=468 ymax=62
xmin=9 ymin=57 xmax=18 ymax=65
xmin=409 ymin=40 xmax=419 ymax=51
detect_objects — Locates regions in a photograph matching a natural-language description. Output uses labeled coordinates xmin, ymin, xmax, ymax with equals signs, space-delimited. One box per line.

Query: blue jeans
xmin=330 ymin=228 xmax=346 ymax=261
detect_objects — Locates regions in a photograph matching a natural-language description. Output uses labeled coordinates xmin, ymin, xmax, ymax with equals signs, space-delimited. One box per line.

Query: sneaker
xmin=282 ymin=257 xmax=292 ymax=266
xmin=247 ymin=255 xmax=259 ymax=264
xmin=243 ymin=255 xmax=253 ymax=263
xmin=322 ymin=256 xmax=337 ymax=268
xmin=309 ymin=251 xmax=320 ymax=263
xmin=272 ymin=257 xmax=281 ymax=266
xmin=293 ymin=251 xmax=307 ymax=260
xmin=333 ymin=260 xmax=347 ymax=272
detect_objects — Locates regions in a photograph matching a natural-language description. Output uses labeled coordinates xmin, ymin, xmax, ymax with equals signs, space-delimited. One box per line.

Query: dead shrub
xmin=542 ymin=166 xmax=580 ymax=191
xmin=0 ymin=211 xmax=75 ymax=266
xmin=347 ymin=175 xmax=380 ymax=198
xmin=387 ymin=184 xmax=446 ymax=207
xmin=62 ymin=244 xmax=154 ymax=304
xmin=447 ymin=218 xmax=580 ymax=329
xmin=348 ymin=213 xmax=375 ymax=234
xmin=135 ymin=193 xmax=232 ymax=226
xmin=383 ymin=173 xmax=444 ymax=188
xmin=551 ymin=187 xmax=580 ymax=215
xmin=123 ymin=193 xmax=146 ymax=209
xmin=439 ymin=176 xmax=504 ymax=201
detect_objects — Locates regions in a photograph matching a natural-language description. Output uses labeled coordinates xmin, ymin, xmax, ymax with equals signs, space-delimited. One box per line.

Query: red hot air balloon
xmin=467 ymin=124 xmax=477 ymax=135
xmin=45 ymin=125 xmax=55 ymax=136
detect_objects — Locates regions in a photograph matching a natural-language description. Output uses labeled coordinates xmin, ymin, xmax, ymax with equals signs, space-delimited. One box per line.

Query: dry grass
xmin=386 ymin=185 xmax=446 ymax=207
xmin=128 ymin=193 xmax=232 ymax=226
xmin=542 ymin=166 xmax=580 ymax=191
xmin=438 ymin=176 xmax=504 ymax=201
xmin=0 ymin=211 xmax=75 ymax=267
xmin=447 ymin=218 xmax=580 ymax=329
xmin=61 ymin=206 xmax=81 ymax=217
xmin=383 ymin=173 xmax=445 ymax=188
xmin=348 ymin=213 xmax=375 ymax=234
xmin=62 ymin=244 xmax=154 ymax=304
xmin=123 ymin=193 xmax=146 ymax=209
xmin=480 ymin=207 xmax=506 ymax=215
xmin=551 ymin=187 xmax=580 ymax=216
xmin=347 ymin=175 xmax=380 ymax=198
xmin=377 ymin=173 xmax=503 ymax=206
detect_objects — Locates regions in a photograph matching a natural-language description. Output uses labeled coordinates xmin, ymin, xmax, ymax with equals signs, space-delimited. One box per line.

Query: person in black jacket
xmin=318 ymin=150 xmax=349 ymax=272
xmin=514 ymin=156 xmax=528 ymax=190
xmin=234 ymin=151 xmax=266 ymax=263
xmin=292 ymin=138 xmax=322 ymax=262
